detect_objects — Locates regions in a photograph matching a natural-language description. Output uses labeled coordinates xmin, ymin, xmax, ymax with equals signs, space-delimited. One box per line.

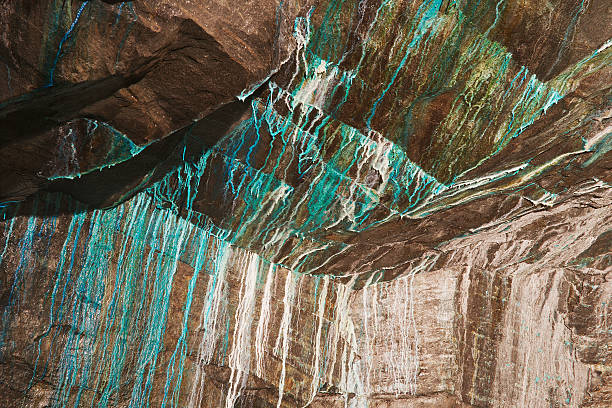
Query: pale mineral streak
xmin=0 ymin=0 xmax=610 ymax=407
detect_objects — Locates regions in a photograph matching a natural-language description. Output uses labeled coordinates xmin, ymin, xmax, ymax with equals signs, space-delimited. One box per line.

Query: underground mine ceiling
xmin=0 ymin=1 xmax=610 ymax=407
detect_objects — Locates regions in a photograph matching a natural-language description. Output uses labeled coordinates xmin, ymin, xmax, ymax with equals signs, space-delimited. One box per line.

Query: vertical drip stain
xmin=226 ymin=252 xmax=259 ymax=407
xmin=275 ymin=270 xmax=299 ymax=408
xmin=0 ymin=156 xmax=436 ymax=407
xmin=48 ymin=1 xmax=90 ymax=86
xmin=161 ymin=226 xmax=209 ymax=408
xmin=2 ymin=0 xmax=607 ymax=406
xmin=254 ymin=262 xmax=275 ymax=378
xmin=0 ymin=200 xmax=38 ymax=355
xmin=306 ymin=275 xmax=329 ymax=405
xmin=2 ymin=189 xmax=325 ymax=407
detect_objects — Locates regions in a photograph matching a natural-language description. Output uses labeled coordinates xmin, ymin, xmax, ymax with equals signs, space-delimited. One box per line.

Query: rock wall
xmin=0 ymin=0 xmax=610 ymax=407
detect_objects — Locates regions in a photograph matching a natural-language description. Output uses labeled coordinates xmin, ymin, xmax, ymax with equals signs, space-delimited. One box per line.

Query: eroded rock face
xmin=0 ymin=0 xmax=307 ymax=202
xmin=0 ymin=0 xmax=610 ymax=407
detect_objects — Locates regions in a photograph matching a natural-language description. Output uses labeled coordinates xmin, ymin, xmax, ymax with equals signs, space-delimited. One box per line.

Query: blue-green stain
xmin=48 ymin=1 xmax=90 ymax=86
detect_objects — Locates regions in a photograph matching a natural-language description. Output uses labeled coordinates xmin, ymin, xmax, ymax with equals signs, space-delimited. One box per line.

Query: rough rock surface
xmin=0 ymin=1 xmax=610 ymax=407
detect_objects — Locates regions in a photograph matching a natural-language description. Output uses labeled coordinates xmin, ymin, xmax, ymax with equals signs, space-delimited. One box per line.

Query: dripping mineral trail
xmin=0 ymin=0 xmax=610 ymax=407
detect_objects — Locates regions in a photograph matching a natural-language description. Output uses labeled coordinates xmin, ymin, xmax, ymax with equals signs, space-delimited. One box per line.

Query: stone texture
xmin=0 ymin=1 xmax=610 ymax=407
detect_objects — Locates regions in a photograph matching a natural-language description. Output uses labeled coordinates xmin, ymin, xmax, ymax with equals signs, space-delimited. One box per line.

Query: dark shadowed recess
xmin=1 ymin=84 xmax=267 ymax=219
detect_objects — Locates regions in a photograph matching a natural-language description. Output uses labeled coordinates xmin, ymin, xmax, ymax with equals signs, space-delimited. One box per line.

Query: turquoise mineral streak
xmin=29 ymin=205 xmax=87 ymax=396
xmin=0 ymin=181 xmax=244 ymax=407
xmin=0 ymin=205 xmax=18 ymax=266
xmin=0 ymin=201 xmax=38 ymax=355
xmin=1 ymin=2 xmax=609 ymax=406
xmin=161 ymin=227 xmax=210 ymax=408
xmin=583 ymin=132 xmax=612 ymax=168
xmin=48 ymin=1 xmax=90 ymax=87
xmin=115 ymin=2 xmax=138 ymax=68
xmin=46 ymin=120 xmax=146 ymax=181
xmin=366 ymin=0 xmax=443 ymax=128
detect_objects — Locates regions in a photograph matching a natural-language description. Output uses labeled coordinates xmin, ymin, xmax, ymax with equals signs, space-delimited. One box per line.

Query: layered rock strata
xmin=0 ymin=0 xmax=610 ymax=407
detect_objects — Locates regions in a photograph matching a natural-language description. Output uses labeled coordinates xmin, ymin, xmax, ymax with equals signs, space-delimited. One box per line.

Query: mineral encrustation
xmin=0 ymin=1 xmax=610 ymax=407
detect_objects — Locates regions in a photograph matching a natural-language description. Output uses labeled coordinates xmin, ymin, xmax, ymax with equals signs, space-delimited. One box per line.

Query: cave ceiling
xmin=0 ymin=0 xmax=610 ymax=407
